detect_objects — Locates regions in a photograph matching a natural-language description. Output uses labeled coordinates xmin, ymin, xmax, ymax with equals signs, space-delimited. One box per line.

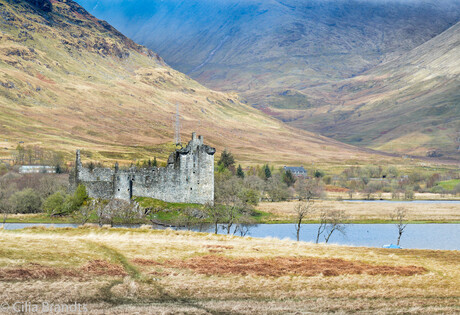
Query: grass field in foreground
xmin=0 ymin=227 xmax=459 ymax=314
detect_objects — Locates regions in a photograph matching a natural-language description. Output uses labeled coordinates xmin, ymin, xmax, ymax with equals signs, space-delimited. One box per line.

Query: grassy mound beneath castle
xmin=0 ymin=227 xmax=458 ymax=314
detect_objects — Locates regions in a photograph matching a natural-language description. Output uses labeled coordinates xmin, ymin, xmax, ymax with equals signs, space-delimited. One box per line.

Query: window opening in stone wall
xmin=129 ymin=180 xmax=133 ymax=199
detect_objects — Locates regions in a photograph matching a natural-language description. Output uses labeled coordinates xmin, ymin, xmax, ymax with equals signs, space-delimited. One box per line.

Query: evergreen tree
xmin=236 ymin=164 xmax=245 ymax=179
xmin=55 ymin=163 xmax=63 ymax=174
xmin=314 ymin=169 xmax=325 ymax=178
xmin=283 ymin=170 xmax=296 ymax=187
xmin=218 ymin=149 xmax=235 ymax=169
xmin=264 ymin=164 xmax=272 ymax=179
xmin=153 ymin=157 xmax=158 ymax=167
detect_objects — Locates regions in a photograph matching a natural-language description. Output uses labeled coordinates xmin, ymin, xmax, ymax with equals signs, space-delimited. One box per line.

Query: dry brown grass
xmin=0 ymin=227 xmax=458 ymax=314
xmin=148 ymin=255 xmax=427 ymax=277
xmin=257 ymin=200 xmax=460 ymax=222
xmin=0 ymin=260 xmax=126 ymax=280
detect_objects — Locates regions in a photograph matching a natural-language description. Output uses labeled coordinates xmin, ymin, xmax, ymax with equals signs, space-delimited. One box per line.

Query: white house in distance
xmin=283 ymin=166 xmax=307 ymax=177
xmin=19 ymin=165 xmax=56 ymax=174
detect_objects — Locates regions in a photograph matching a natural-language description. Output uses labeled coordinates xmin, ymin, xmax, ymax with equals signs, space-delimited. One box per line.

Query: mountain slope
xmin=280 ymin=21 xmax=460 ymax=159
xmin=75 ymin=0 xmax=460 ymax=160
xmin=76 ymin=0 xmax=460 ymax=107
xmin=0 ymin=0 xmax=386 ymax=165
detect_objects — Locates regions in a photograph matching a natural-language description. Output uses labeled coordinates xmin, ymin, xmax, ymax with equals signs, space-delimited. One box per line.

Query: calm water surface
xmin=3 ymin=223 xmax=459 ymax=250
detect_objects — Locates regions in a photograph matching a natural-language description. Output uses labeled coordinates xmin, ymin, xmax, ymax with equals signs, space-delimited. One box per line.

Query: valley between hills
xmin=79 ymin=0 xmax=460 ymax=161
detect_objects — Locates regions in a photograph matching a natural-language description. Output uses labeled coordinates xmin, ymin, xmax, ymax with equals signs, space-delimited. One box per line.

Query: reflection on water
xmin=2 ymin=223 xmax=459 ymax=250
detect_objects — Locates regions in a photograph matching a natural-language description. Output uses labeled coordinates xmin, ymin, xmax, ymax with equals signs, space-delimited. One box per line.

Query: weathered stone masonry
xmin=71 ymin=133 xmax=216 ymax=204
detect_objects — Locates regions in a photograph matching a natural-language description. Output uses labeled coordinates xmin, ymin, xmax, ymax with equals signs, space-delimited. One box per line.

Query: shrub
xmin=404 ymin=190 xmax=414 ymax=200
xmin=382 ymin=186 xmax=393 ymax=193
xmin=63 ymin=184 xmax=88 ymax=213
xmin=430 ymin=186 xmax=445 ymax=194
xmin=43 ymin=184 xmax=88 ymax=216
xmin=74 ymin=184 xmax=88 ymax=206
xmin=43 ymin=191 xmax=66 ymax=215
xmin=239 ymin=188 xmax=260 ymax=206
xmin=0 ymin=164 xmax=8 ymax=176
xmin=9 ymin=188 xmax=42 ymax=213
xmin=455 ymin=183 xmax=460 ymax=195
xmin=314 ymin=169 xmax=325 ymax=178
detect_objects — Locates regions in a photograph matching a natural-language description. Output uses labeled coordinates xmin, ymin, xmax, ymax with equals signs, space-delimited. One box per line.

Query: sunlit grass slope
xmin=0 ymin=0 xmax=390 ymax=165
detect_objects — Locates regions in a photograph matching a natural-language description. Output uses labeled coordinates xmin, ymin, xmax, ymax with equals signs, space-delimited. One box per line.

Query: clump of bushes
xmin=43 ymin=184 xmax=88 ymax=216
xmin=9 ymin=188 xmax=42 ymax=213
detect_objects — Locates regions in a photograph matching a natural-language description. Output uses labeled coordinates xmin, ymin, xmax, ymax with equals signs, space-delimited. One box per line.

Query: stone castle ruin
xmin=71 ymin=133 xmax=216 ymax=204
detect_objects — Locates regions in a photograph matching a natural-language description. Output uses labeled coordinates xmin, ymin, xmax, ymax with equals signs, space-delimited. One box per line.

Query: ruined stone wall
xmin=73 ymin=133 xmax=215 ymax=205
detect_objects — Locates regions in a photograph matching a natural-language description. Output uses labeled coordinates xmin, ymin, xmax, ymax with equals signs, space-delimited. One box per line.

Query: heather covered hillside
xmin=0 ymin=0 xmax=383 ymax=165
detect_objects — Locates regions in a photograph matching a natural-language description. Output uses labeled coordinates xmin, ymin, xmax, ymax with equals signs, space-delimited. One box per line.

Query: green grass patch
xmin=251 ymin=209 xmax=273 ymax=223
xmin=5 ymin=214 xmax=74 ymax=224
xmin=134 ymin=197 xmax=204 ymax=224
xmin=134 ymin=197 xmax=204 ymax=211
xmin=436 ymin=179 xmax=460 ymax=190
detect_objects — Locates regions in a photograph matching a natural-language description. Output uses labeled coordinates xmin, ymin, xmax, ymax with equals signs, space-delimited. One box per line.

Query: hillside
xmin=280 ymin=22 xmax=460 ymax=159
xmin=76 ymin=0 xmax=460 ymax=160
xmin=0 ymin=0 xmax=387 ymax=165
xmin=77 ymin=0 xmax=459 ymax=105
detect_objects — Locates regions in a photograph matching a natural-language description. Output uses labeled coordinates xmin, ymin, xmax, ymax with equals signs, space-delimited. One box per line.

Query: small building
xmin=19 ymin=165 xmax=56 ymax=174
xmin=284 ymin=166 xmax=307 ymax=177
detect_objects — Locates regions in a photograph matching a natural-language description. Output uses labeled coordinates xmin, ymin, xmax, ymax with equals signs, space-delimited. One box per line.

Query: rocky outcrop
xmin=25 ymin=0 xmax=52 ymax=12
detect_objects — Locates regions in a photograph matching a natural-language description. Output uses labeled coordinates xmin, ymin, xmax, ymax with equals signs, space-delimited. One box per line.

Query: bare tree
xmin=0 ymin=181 xmax=15 ymax=225
xmin=391 ymin=207 xmax=408 ymax=246
xmin=233 ymin=214 xmax=255 ymax=236
xmin=316 ymin=209 xmax=348 ymax=244
xmin=221 ymin=196 xmax=244 ymax=235
xmin=173 ymin=207 xmax=203 ymax=230
xmin=315 ymin=210 xmax=328 ymax=244
xmin=323 ymin=210 xmax=347 ymax=243
xmin=0 ymin=193 xmax=12 ymax=226
xmin=73 ymin=199 xmax=103 ymax=226
xmin=296 ymin=178 xmax=324 ymax=201
xmin=347 ymin=189 xmax=354 ymax=200
xmin=95 ymin=199 xmax=142 ymax=227
xmin=204 ymin=203 xmax=223 ymax=234
xmin=294 ymin=200 xmax=313 ymax=241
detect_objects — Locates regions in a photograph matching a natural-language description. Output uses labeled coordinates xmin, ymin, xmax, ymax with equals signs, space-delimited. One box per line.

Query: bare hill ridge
xmin=0 ymin=0 xmax=386 ymax=165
